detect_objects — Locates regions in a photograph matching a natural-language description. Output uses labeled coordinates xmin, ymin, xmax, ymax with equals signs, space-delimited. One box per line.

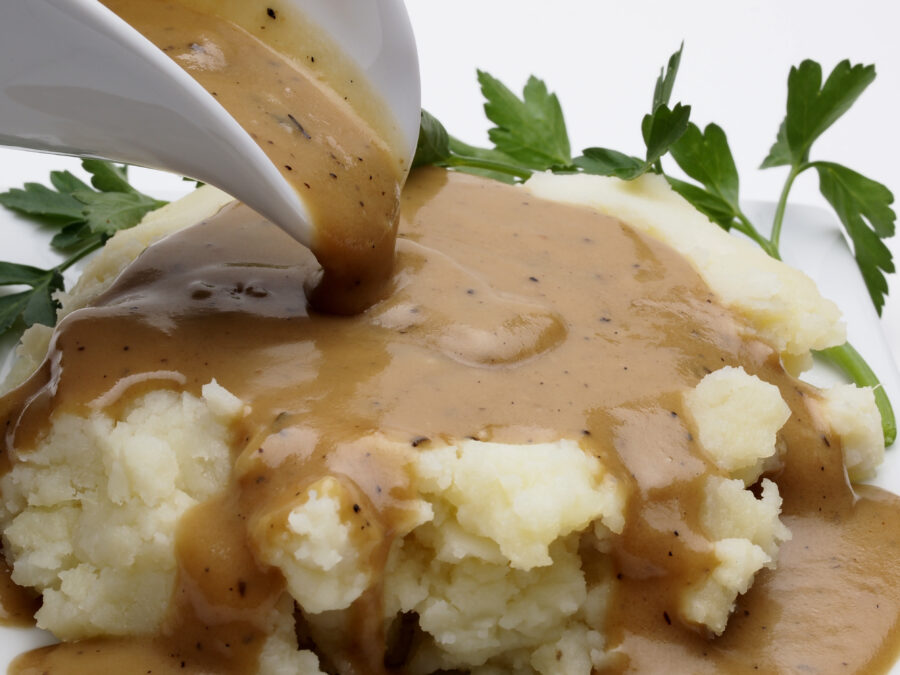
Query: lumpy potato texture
xmin=0 ymin=175 xmax=887 ymax=673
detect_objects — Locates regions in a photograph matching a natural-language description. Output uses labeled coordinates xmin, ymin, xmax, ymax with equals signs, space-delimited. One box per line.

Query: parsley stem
xmin=445 ymin=155 xmax=533 ymax=181
xmin=769 ymin=164 xmax=804 ymax=254
xmin=733 ymin=213 xmax=781 ymax=259
xmin=57 ymin=235 xmax=105 ymax=273
xmin=816 ymin=342 xmax=897 ymax=446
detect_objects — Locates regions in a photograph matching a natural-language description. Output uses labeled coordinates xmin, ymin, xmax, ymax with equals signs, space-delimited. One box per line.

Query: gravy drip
xmin=100 ymin=0 xmax=404 ymax=313
xmin=2 ymin=170 xmax=899 ymax=673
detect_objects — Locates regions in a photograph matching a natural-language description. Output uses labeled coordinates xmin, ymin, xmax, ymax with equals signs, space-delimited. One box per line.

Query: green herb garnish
xmin=0 ymin=159 xmax=166 ymax=334
xmin=413 ymin=47 xmax=896 ymax=445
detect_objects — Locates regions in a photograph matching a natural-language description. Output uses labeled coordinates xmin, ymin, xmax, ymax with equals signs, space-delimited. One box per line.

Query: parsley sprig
xmin=761 ymin=61 xmax=893 ymax=313
xmin=0 ymin=160 xmax=166 ymax=334
xmin=414 ymin=47 xmax=896 ymax=446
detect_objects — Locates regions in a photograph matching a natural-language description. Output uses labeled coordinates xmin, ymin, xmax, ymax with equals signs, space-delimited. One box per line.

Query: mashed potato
xmin=683 ymin=366 xmax=791 ymax=484
xmin=524 ymin=173 xmax=846 ymax=374
xmin=0 ymin=381 xmax=242 ymax=638
xmin=0 ymin=173 xmax=885 ymax=673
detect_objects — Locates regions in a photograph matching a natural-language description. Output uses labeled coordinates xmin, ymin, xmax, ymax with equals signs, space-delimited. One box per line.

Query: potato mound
xmin=382 ymin=438 xmax=624 ymax=674
xmin=0 ymin=382 xmax=241 ymax=638
xmin=0 ymin=175 xmax=886 ymax=673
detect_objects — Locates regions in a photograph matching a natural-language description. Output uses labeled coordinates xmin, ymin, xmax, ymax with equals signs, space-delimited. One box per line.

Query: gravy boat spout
xmin=0 ymin=0 xmax=421 ymax=249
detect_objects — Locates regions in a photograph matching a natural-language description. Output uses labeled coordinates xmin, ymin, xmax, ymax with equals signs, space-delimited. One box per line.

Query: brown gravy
xmin=99 ymin=0 xmax=406 ymax=313
xmin=2 ymin=169 xmax=899 ymax=673
xmin=0 ymin=560 xmax=38 ymax=629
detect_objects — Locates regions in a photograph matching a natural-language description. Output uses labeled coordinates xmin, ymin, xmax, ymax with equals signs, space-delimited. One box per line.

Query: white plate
xmin=0 ymin=154 xmax=898 ymax=671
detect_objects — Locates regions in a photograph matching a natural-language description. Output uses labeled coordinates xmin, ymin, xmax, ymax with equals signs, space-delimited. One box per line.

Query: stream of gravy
xmin=2 ymin=169 xmax=899 ymax=673
xmin=99 ymin=0 xmax=406 ymax=313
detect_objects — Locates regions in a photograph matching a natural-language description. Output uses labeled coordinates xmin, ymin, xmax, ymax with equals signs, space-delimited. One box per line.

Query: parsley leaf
xmin=0 ymin=159 xmax=166 ymax=253
xmin=576 ymin=102 xmax=690 ymax=180
xmin=641 ymin=103 xmax=691 ymax=169
xmin=0 ymin=261 xmax=53 ymax=286
xmin=652 ymin=42 xmax=684 ymax=111
xmin=667 ymin=122 xmax=742 ymax=230
xmin=82 ymin=159 xmax=136 ymax=193
xmin=412 ymin=109 xmax=534 ymax=183
xmin=574 ymin=148 xmax=646 ymax=180
xmin=0 ymin=183 xmax=85 ymax=224
xmin=413 ymin=110 xmax=451 ymax=168
xmin=478 ymin=71 xmax=572 ymax=170
xmin=669 ymin=123 xmax=739 ymax=206
xmin=446 ymin=137 xmax=524 ymax=184
xmin=0 ymin=160 xmax=168 ymax=335
xmin=51 ymin=223 xmax=96 ymax=250
xmin=22 ymin=274 xmax=63 ymax=326
xmin=0 ymin=263 xmax=64 ymax=333
xmin=0 ymin=292 xmax=33 ymax=335
xmin=761 ymin=60 xmax=876 ymax=168
xmin=415 ymin=71 xmax=606 ymax=182
xmin=666 ymin=176 xmax=738 ymax=232
xmin=74 ymin=190 xmax=166 ymax=235
xmin=50 ymin=170 xmax=91 ymax=195
xmin=76 ymin=160 xmax=166 ymax=235
xmin=813 ymin=161 xmax=896 ymax=313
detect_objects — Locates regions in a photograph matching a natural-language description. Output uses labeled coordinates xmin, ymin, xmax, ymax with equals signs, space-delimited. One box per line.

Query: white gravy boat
xmin=0 ymin=0 xmax=421 ymax=248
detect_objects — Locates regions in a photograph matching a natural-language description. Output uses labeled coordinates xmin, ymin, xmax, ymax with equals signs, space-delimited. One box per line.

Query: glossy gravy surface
xmin=2 ymin=170 xmax=900 ymax=674
xmin=100 ymin=0 xmax=405 ymax=313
